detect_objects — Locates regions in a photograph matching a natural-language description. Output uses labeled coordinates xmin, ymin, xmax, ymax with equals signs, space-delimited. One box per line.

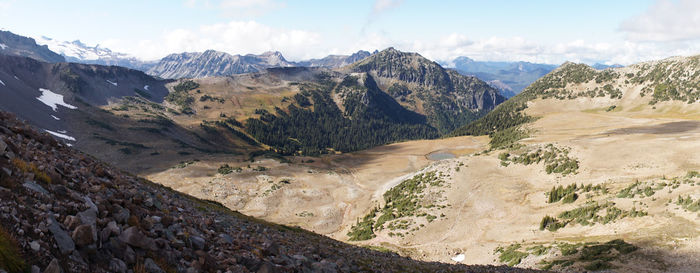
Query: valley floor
xmin=146 ymin=98 xmax=700 ymax=272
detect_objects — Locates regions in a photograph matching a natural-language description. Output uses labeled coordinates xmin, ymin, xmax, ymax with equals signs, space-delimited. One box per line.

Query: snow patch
xmin=66 ymin=143 xmax=73 ymax=147
xmin=44 ymin=129 xmax=76 ymax=141
xmin=143 ymin=85 xmax=149 ymax=91
xmin=106 ymin=80 xmax=118 ymax=86
xmin=451 ymin=254 xmax=465 ymax=262
xmin=57 ymin=130 xmax=67 ymax=134
xmin=36 ymin=88 xmax=77 ymax=112
xmin=50 ymin=115 xmax=60 ymax=120
xmin=0 ymin=43 xmax=7 ymax=50
xmin=0 ymin=79 xmax=5 ymax=86
xmin=13 ymin=76 xmax=19 ymax=81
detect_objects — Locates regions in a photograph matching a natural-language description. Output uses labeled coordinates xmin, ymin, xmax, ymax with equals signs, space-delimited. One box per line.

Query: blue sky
xmin=2 ymin=0 xmax=700 ymax=65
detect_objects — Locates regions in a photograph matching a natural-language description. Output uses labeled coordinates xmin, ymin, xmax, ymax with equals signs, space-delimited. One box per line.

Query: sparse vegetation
xmin=546 ymin=183 xmax=606 ymax=203
xmin=11 ymin=158 xmax=51 ymax=184
xmin=499 ymin=144 xmax=579 ymax=175
xmin=217 ymin=164 xmax=234 ymax=175
xmin=495 ymin=240 xmax=638 ymax=271
xmin=347 ymin=171 xmax=447 ymax=240
xmin=166 ymin=80 xmax=198 ymax=114
xmin=540 ymin=201 xmax=647 ymax=231
xmin=495 ymin=244 xmax=528 ymax=266
xmin=676 ymin=195 xmax=700 ymax=212
xmin=199 ymin=94 xmax=225 ymax=103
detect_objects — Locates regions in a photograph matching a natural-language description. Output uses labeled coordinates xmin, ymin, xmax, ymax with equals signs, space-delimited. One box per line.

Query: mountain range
xmin=445 ymin=56 xmax=558 ymax=97
xmin=0 ymin=29 xmax=506 ymax=171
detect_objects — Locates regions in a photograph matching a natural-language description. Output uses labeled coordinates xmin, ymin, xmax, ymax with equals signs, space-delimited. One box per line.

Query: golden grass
xmin=11 ymin=158 xmax=51 ymax=184
xmin=0 ymin=226 xmax=26 ymax=273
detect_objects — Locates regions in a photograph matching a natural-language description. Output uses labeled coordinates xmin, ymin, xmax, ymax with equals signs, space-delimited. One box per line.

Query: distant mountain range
xmin=1 ymin=30 xmax=624 ymax=91
xmin=296 ymin=50 xmax=374 ymax=67
xmin=591 ymin=63 xmax=624 ymax=70
xmin=36 ymin=36 xmax=155 ymax=71
xmin=444 ymin=57 xmax=558 ymax=97
xmin=28 ymin=33 xmax=379 ymax=79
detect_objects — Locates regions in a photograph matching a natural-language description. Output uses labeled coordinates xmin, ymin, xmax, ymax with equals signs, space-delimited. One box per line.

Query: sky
xmin=2 ymin=0 xmax=700 ymax=65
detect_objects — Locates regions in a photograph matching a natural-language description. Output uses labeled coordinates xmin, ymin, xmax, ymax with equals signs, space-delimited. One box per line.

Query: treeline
xmin=245 ymin=82 xmax=438 ymax=155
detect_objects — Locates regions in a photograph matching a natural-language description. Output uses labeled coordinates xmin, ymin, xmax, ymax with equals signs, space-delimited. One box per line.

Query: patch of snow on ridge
xmin=106 ymin=80 xmax=118 ymax=86
xmin=36 ymin=88 xmax=77 ymax=112
xmin=0 ymin=43 xmax=7 ymax=50
xmin=50 ymin=115 xmax=60 ymax=120
xmin=0 ymin=79 xmax=5 ymax=86
xmin=451 ymin=254 xmax=465 ymax=262
xmin=144 ymin=85 xmax=149 ymax=91
xmin=44 ymin=129 xmax=76 ymax=141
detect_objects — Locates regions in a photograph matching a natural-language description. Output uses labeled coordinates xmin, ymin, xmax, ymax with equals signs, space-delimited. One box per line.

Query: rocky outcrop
xmin=0 ymin=111 xmax=539 ymax=272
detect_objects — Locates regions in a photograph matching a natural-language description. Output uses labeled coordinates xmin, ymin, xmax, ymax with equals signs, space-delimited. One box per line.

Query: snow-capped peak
xmin=36 ymin=36 xmax=133 ymax=62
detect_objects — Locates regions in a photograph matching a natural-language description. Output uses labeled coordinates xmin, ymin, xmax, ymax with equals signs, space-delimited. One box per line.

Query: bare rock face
xmin=47 ymin=216 xmax=75 ymax=255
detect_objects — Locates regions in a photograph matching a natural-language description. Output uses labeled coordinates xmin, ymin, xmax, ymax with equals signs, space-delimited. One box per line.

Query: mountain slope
xmin=295 ymin=50 xmax=373 ymax=68
xmin=0 ymin=30 xmax=65 ymax=63
xmin=448 ymin=56 xmax=557 ymax=98
xmin=347 ymin=47 xmax=506 ymax=133
xmin=0 ymin=111 xmax=538 ymax=273
xmin=36 ymin=36 xmax=155 ymax=71
xmin=0 ymin=54 xmax=258 ymax=173
xmin=147 ymin=50 xmax=295 ymax=79
xmin=450 ymin=55 xmax=700 ymax=137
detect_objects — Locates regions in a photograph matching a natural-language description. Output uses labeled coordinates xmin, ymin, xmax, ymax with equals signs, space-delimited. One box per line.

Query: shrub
xmin=0 ymin=226 xmax=26 ymax=273
xmin=496 ymin=244 xmax=528 ymax=266
xmin=218 ymin=164 xmax=234 ymax=175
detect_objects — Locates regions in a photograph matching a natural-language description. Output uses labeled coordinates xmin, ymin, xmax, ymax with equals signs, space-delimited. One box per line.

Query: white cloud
xmin=620 ymin=0 xmax=700 ymax=42
xmin=102 ymin=20 xmax=320 ymax=61
xmin=373 ymin=0 xmax=404 ymax=14
xmin=220 ymin=0 xmax=285 ymax=17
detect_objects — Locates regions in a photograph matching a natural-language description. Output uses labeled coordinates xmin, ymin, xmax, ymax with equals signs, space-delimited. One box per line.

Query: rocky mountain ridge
xmin=146 ymin=50 xmax=295 ymax=79
xmin=348 ymin=47 xmax=506 ymax=133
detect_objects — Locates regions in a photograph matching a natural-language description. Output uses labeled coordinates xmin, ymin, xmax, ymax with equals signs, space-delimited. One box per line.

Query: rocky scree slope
xmin=0 ymin=111 xmax=540 ymax=273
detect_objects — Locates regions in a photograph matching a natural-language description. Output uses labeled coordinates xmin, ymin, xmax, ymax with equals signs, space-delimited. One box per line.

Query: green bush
xmin=495 ymin=244 xmax=529 ymax=266
xmin=218 ymin=164 xmax=234 ymax=175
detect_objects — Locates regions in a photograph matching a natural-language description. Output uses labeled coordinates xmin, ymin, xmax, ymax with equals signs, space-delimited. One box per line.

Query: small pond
xmin=426 ymin=151 xmax=456 ymax=161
